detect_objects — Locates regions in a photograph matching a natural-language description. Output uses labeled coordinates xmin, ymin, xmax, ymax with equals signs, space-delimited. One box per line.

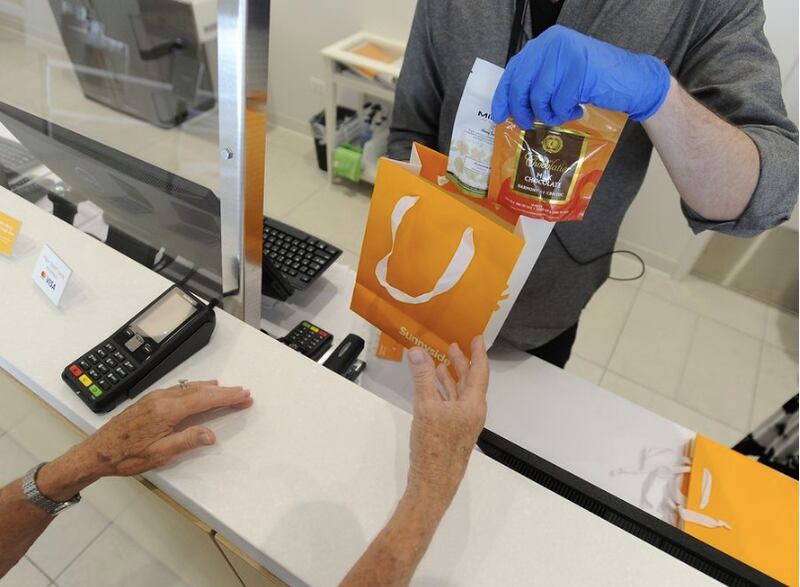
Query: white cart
xmin=320 ymin=32 xmax=405 ymax=184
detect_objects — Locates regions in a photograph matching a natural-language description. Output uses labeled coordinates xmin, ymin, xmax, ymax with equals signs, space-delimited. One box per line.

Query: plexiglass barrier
xmin=0 ymin=0 xmax=229 ymax=302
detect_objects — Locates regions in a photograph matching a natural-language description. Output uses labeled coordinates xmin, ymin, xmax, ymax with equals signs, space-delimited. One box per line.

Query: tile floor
xmin=0 ymin=384 xmax=190 ymax=587
xmin=1 ymin=21 xmax=799 ymax=587
xmin=573 ymin=257 xmax=798 ymax=446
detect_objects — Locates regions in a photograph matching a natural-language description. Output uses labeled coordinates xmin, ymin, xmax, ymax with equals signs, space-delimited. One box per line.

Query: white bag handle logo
xmin=375 ymin=195 xmax=475 ymax=305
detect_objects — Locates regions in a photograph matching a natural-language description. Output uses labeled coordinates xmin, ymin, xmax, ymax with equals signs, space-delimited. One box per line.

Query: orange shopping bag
xmin=351 ymin=143 xmax=553 ymax=364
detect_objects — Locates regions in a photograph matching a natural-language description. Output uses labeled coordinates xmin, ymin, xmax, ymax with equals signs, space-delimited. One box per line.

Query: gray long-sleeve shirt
xmin=388 ymin=0 xmax=799 ymax=350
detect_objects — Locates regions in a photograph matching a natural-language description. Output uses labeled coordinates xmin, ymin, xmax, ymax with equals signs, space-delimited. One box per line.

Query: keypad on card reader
xmin=281 ymin=320 xmax=334 ymax=361
xmin=66 ymin=340 xmax=137 ymax=400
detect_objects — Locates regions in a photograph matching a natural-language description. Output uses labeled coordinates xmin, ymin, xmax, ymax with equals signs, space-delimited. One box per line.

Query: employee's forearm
xmin=0 ymin=447 xmax=98 ymax=578
xmin=643 ymin=77 xmax=759 ymax=221
xmin=339 ymin=485 xmax=452 ymax=587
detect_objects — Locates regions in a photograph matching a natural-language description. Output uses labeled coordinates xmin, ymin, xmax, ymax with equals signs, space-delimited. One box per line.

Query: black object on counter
xmin=62 ymin=285 xmax=216 ymax=413
xmin=323 ymin=334 xmax=365 ymax=376
xmin=280 ymin=320 xmax=334 ymax=361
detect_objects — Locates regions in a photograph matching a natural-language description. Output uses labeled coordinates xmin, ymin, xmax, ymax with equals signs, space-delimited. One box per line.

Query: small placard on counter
xmin=32 ymin=244 xmax=72 ymax=306
xmin=0 ymin=210 xmax=22 ymax=256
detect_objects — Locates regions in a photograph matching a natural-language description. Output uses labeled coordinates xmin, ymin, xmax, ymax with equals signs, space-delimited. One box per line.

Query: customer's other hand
xmin=81 ymin=380 xmax=252 ymax=477
xmin=405 ymin=337 xmax=489 ymax=505
xmin=36 ymin=380 xmax=253 ymax=502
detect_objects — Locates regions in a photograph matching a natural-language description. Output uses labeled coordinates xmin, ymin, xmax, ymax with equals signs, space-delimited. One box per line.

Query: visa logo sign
xmin=33 ymin=245 xmax=72 ymax=306
xmin=40 ymin=270 xmax=56 ymax=291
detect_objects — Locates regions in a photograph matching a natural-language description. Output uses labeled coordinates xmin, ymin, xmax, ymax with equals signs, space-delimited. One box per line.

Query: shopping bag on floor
xmin=351 ymin=143 xmax=553 ymax=364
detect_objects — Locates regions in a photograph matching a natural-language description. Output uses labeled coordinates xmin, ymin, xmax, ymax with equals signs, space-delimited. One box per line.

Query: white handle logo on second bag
xmin=375 ymin=195 xmax=475 ymax=305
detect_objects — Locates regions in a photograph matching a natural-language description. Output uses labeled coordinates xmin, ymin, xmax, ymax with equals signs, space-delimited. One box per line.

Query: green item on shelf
xmin=334 ymin=144 xmax=363 ymax=182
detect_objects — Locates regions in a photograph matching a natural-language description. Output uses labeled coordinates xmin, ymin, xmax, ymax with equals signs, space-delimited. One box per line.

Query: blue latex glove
xmin=492 ymin=25 xmax=671 ymax=128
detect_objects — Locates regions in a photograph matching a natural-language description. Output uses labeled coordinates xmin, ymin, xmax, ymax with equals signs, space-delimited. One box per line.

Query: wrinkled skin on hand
xmin=406 ymin=337 xmax=489 ymax=505
xmin=78 ymin=380 xmax=253 ymax=477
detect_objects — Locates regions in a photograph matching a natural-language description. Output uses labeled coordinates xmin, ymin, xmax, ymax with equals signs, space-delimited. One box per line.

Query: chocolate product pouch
xmin=488 ymin=106 xmax=627 ymax=222
xmin=446 ymin=58 xmax=504 ymax=197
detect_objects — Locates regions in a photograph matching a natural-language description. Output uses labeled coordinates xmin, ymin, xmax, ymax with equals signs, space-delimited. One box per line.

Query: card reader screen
xmin=132 ymin=289 xmax=197 ymax=343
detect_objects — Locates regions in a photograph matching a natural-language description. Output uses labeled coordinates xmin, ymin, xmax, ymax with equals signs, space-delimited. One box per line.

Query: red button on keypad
xmin=69 ymin=364 xmax=82 ymax=377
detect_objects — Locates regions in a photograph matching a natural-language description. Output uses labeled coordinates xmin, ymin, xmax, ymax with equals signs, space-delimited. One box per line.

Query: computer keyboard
xmin=263 ymin=217 xmax=342 ymax=291
xmin=0 ymin=137 xmax=39 ymax=176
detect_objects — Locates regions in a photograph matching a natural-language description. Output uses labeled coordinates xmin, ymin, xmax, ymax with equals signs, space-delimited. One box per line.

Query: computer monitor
xmin=0 ymin=101 xmax=223 ymax=300
xmin=477 ymin=429 xmax=780 ymax=586
xmin=48 ymin=0 xmax=215 ymax=128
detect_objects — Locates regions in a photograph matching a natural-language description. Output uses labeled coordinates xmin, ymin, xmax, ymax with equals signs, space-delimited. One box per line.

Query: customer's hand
xmin=405 ymin=337 xmax=489 ymax=506
xmin=338 ymin=339 xmax=489 ymax=587
xmin=492 ymin=25 xmax=671 ymax=128
xmin=36 ymin=380 xmax=252 ymax=501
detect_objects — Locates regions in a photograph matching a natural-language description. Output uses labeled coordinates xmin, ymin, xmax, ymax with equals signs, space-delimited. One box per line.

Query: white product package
xmin=446 ymin=58 xmax=505 ymax=197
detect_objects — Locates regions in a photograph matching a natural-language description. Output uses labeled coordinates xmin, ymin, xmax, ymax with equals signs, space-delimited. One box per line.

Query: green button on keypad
xmin=89 ymin=385 xmax=103 ymax=398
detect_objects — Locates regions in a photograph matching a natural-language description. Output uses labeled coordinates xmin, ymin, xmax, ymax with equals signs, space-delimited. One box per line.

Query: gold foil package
xmin=487 ymin=106 xmax=627 ymax=222
xmin=446 ymin=58 xmax=627 ymax=223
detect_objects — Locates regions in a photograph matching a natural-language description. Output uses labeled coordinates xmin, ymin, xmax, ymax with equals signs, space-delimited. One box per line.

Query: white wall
xmin=10 ymin=0 xmax=419 ymax=133
xmin=0 ymin=0 xmax=23 ymax=22
xmin=617 ymin=0 xmax=799 ymax=274
xmin=267 ymin=0 xmax=417 ymax=132
xmin=20 ymin=0 xmax=58 ymax=44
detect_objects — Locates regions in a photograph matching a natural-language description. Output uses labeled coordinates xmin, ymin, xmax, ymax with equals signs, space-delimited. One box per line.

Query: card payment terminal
xmin=62 ymin=286 xmax=216 ymax=413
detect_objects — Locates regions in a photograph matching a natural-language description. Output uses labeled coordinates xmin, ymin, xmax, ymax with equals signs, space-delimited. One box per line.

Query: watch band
xmin=22 ymin=463 xmax=81 ymax=516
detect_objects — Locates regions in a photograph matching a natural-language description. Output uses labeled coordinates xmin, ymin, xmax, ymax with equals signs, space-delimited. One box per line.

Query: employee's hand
xmin=405 ymin=337 xmax=489 ymax=506
xmin=36 ymin=380 xmax=253 ymax=501
xmin=492 ymin=24 xmax=671 ymax=128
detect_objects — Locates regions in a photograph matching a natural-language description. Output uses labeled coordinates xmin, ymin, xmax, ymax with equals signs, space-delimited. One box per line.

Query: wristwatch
xmin=22 ymin=463 xmax=81 ymax=516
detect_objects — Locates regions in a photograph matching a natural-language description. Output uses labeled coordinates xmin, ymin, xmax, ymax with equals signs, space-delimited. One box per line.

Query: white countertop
xmin=261 ymin=264 xmax=696 ymax=515
xmin=0 ymin=187 xmax=716 ymax=586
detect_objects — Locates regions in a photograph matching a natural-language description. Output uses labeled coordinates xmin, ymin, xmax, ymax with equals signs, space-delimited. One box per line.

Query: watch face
xmin=51 ymin=497 xmax=81 ymax=515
